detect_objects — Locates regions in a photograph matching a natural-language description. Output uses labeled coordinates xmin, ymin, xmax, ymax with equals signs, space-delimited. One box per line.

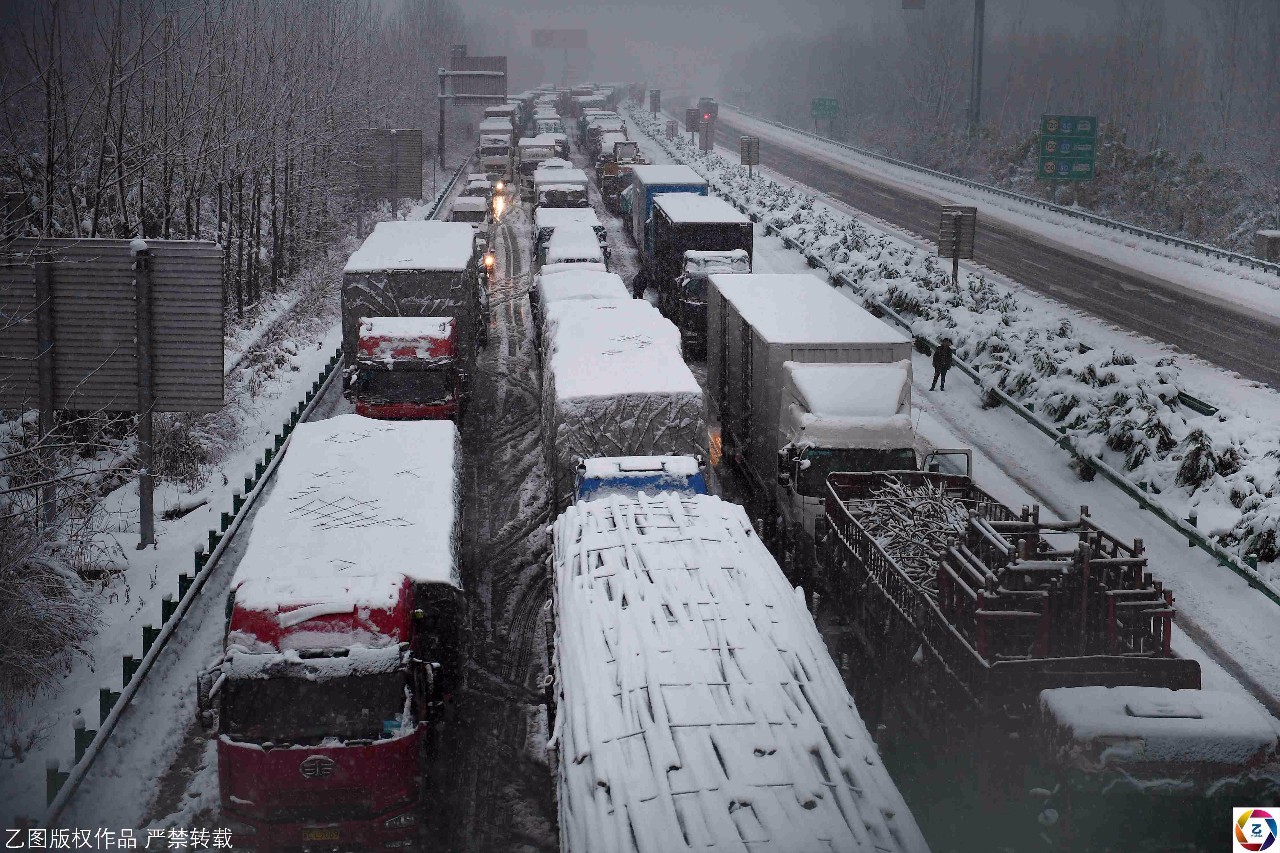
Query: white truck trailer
xmin=547 ymin=492 xmax=931 ymax=853
xmin=540 ymin=299 xmax=703 ymax=509
xmin=706 ymin=273 xmax=935 ymax=582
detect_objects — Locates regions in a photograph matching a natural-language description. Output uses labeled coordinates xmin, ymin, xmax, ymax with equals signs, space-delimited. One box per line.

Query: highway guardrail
xmin=719 ymin=103 xmax=1280 ymax=278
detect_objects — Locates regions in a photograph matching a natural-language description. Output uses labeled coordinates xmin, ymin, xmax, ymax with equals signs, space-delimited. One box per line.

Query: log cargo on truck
xmin=341 ymin=221 xmax=482 ymax=405
xmin=810 ymin=470 xmax=1274 ymax=849
xmin=628 ymin=165 xmax=708 ymax=255
xmin=540 ymin=299 xmax=704 ymax=509
xmin=547 ymin=492 xmax=931 ymax=853
xmin=197 ymin=415 xmax=464 ymax=851
xmin=707 ymin=273 xmax=944 ymax=577
xmin=646 ymin=194 xmax=753 ymax=339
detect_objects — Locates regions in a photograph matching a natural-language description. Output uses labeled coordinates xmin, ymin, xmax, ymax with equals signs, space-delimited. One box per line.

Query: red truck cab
xmin=354 ymin=316 xmax=460 ymax=420
xmin=198 ymin=415 xmax=465 ymax=852
xmin=210 ymin=575 xmax=431 ymax=851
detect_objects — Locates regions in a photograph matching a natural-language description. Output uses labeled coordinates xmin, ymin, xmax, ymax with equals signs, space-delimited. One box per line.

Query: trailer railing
xmin=718 ymin=103 xmax=1280 ymax=277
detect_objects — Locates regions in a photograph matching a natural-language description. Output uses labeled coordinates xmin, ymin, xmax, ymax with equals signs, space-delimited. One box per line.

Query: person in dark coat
xmin=930 ymin=338 xmax=954 ymax=391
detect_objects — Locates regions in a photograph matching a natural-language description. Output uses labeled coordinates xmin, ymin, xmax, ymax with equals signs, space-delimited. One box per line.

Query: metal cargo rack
xmin=818 ymin=471 xmax=1201 ymax=716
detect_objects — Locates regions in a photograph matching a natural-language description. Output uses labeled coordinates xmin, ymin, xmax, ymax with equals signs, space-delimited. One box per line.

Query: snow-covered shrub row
xmin=627 ymin=105 xmax=1280 ymax=579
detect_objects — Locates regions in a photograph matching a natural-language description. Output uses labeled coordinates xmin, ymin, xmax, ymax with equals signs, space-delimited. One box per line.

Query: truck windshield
xmin=681 ymin=275 xmax=707 ymax=301
xmin=359 ymin=366 xmax=454 ymax=405
xmin=223 ymin=672 xmax=408 ymax=745
xmin=797 ymin=447 xmax=917 ymax=496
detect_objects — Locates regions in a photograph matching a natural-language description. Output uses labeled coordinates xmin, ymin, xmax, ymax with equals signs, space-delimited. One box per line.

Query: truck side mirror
xmin=777 ymin=471 xmax=792 ymax=489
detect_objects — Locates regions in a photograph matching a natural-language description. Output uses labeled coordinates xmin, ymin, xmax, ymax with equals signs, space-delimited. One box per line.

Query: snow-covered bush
xmin=629 ymin=106 xmax=1280 ymax=585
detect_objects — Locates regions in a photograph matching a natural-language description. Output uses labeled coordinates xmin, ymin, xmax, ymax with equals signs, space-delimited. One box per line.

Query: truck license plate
xmin=302 ymin=828 xmax=340 ymax=842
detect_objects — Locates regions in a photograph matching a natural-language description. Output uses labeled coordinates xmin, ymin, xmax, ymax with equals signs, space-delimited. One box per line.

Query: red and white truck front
xmin=198 ymin=415 xmax=464 ymax=851
xmin=354 ymin=316 xmax=461 ymax=420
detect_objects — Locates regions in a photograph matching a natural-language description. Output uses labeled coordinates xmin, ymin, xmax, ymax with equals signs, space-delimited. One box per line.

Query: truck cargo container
xmin=707 ymin=274 xmax=915 ymax=549
xmin=530 ymin=267 xmax=629 ymax=349
xmin=540 ymin=299 xmax=703 ymax=508
xmin=628 ymin=165 xmax=708 ymax=254
xmin=646 ymin=194 xmax=752 ymax=331
xmin=342 ymin=222 xmax=482 ymax=403
xmin=547 ymin=492 xmax=930 ymax=853
xmin=198 ymin=416 xmax=464 ymax=852
xmin=516 ymin=135 xmax=561 ymax=199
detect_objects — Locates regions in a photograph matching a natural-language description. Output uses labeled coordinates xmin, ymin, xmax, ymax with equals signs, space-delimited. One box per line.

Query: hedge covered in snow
xmin=627 ymin=106 xmax=1280 ymax=584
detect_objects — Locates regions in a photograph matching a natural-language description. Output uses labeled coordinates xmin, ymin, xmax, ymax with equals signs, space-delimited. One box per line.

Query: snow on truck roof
xmin=544 ymin=302 xmax=695 ymax=400
xmin=534 ymin=167 xmax=588 ymax=185
xmin=478 ymin=117 xmax=512 ymax=131
xmin=631 ymin=164 xmax=706 ymax=187
xmin=654 ymin=193 xmax=750 ymax=225
xmin=536 ymin=269 xmax=629 ymax=306
xmin=535 ymin=207 xmax=601 ymax=230
xmin=451 ymin=196 xmax=488 ymax=213
xmin=230 ymin=416 xmax=460 ymax=643
xmin=710 ymin=273 xmax=910 ymax=346
xmin=344 ymin=221 xmax=474 ymax=273
xmin=788 ymin=360 xmax=911 ymax=418
xmin=546 ymin=224 xmax=605 ymax=263
xmin=551 ymin=493 xmax=930 ymax=853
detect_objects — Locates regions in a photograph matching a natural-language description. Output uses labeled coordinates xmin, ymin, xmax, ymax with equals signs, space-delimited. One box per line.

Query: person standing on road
xmin=930 ymin=338 xmax=954 ymax=391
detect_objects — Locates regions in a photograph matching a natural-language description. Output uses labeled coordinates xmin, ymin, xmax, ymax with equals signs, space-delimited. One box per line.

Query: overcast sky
xmin=464 ymin=0 xmax=1201 ymax=94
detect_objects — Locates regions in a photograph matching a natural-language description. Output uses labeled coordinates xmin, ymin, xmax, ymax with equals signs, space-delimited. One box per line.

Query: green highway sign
xmin=1039 ymin=113 xmax=1097 ymax=181
xmin=811 ymin=97 xmax=839 ymax=119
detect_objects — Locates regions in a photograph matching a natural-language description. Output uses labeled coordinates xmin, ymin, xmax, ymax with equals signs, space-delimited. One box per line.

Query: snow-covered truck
xmin=341 ymin=221 xmax=482 ymax=405
xmin=646 ymin=194 xmax=753 ymax=339
xmin=354 ymin=317 xmax=462 ymax=420
xmin=533 ymin=207 xmax=607 ymax=268
xmin=670 ymin=249 xmax=751 ymax=358
xmin=541 ymin=299 xmax=704 ymax=509
xmin=543 ymin=222 xmax=608 ymax=271
xmin=197 ymin=415 xmax=464 ymax=851
xmin=628 ymin=164 xmax=708 ymax=255
xmin=533 ymin=165 xmax=590 ymax=209
xmin=530 ymin=267 xmax=630 ymax=350
xmin=706 ymin=273 xmax=935 ymax=575
xmin=477 ymin=117 xmax=514 ymax=180
xmin=517 ymin=135 xmax=561 ymax=199
xmin=547 ymin=492 xmax=931 ymax=853
xmin=815 ymin=470 xmax=1244 ymax=849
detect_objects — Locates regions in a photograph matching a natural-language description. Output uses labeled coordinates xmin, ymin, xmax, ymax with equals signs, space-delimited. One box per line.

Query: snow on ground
xmin=550 ymin=492 xmax=931 ymax=853
xmin=718 ymin=105 xmax=1280 ymax=319
xmin=625 ymin=104 xmax=1280 ymax=717
xmin=628 ymin=105 xmax=1280 ymax=599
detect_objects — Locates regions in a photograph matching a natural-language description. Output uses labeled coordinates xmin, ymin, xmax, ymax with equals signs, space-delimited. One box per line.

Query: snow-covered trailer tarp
xmin=341 ymin=221 xmax=480 ymax=389
xmin=541 ymin=301 xmax=704 ymax=508
xmin=548 ymin=493 xmax=931 ymax=853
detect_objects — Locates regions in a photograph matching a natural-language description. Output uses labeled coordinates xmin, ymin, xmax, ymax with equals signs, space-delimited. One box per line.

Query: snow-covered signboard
xmin=0 ymin=238 xmax=223 ymax=412
xmin=353 ymin=128 xmax=424 ymax=200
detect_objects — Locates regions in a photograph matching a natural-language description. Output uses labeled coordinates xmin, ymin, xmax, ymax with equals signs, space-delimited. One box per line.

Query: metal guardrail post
xmin=42 ymin=346 xmax=346 ymax=827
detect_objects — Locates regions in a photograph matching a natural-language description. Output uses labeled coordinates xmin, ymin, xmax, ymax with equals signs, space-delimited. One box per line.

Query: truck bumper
xmin=356 ymin=400 xmax=458 ymax=421
xmin=226 ymin=809 xmax=419 ymax=853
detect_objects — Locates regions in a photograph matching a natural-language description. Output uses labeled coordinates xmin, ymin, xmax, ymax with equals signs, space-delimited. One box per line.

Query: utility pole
xmin=968 ymin=0 xmax=986 ymax=134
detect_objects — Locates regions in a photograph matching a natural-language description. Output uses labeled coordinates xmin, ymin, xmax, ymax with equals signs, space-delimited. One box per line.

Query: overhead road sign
xmin=1039 ymin=114 xmax=1097 ymax=181
xmin=532 ymin=29 xmax=588 ymax=49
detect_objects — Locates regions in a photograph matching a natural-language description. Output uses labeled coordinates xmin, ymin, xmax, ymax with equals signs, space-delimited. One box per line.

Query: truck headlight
xmin=384 ymin=812 xmax=416 ymax=829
